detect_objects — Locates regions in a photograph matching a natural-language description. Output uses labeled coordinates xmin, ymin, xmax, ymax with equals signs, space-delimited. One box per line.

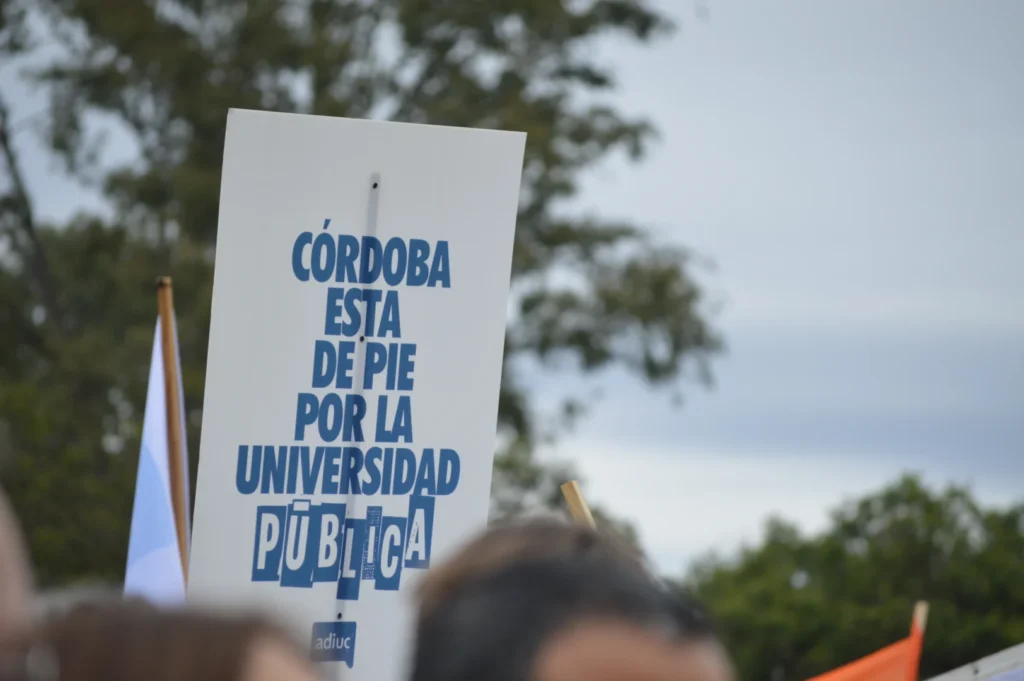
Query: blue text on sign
xmin=251 ymin=496 xmax=435 ymax=595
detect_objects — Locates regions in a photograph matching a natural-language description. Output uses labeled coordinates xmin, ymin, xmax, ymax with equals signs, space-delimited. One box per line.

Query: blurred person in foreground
xmin=0 ymin=488 xmax=32 ymax=637
xmin=410 ymin=552 xmax=733 ymax=681
xmin=415 ymin=517 xmax=647 ymax=620
xmin=0 ymin=601 xmax=319 ymax=681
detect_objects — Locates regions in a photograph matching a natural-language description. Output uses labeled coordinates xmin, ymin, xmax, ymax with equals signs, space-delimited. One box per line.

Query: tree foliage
xmin=0 ymin=0 xmax=720 ymax=584
xmin=683 ymin=476 xmax=1024 ymax=681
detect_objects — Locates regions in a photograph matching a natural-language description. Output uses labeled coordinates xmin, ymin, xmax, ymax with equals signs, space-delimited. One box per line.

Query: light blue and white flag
xmin=124 ymin=317 xmax=190 ymax=604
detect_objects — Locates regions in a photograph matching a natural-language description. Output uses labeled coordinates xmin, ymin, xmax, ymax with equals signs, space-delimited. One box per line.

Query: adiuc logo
xmin=310 ymin=620 xmax=357 ymax=667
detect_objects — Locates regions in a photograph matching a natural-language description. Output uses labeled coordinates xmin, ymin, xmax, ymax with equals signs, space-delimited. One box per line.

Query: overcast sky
xmin=3 ymin=1 xmax=1023 ymax=575
xmin=538 ymin=0 xmax=1024 ymax=573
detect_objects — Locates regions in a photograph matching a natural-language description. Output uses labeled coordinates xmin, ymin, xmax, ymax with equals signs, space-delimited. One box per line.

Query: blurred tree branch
xmin=0 ymin=91 xmax=61 ymax=343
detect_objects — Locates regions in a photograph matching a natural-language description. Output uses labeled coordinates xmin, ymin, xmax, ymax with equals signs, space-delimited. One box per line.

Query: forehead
xmin=534 ymin=620 xmax=733 ymax=681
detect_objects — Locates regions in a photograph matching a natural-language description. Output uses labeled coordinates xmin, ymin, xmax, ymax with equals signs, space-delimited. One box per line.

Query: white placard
xmin=188 ymin=109 xmax=525 ymax=681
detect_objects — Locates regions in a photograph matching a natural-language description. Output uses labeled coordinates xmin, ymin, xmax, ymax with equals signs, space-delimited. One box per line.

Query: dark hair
xmin=0 ymin=601 xmax=302 ymax=681
xmin=415 ymin=517 xmax=645 ymax=620
xmin=410 ymin=553 xmax=716 ymax=681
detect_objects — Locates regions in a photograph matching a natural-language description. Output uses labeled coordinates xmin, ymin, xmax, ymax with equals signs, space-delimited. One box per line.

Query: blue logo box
xmin=310 ymin=621 xmax=357 ymax=667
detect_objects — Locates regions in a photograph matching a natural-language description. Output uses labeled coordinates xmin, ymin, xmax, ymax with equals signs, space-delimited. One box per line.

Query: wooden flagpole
xmin=912 ymin=601 xmax=928 ymax=634
xmin=560 ymin=480 xmax=596 ymax=529
xmin=908 ymin=601 xmax=929 ymax=681
xmin=156 ymin=277 xmax=189 ymax=582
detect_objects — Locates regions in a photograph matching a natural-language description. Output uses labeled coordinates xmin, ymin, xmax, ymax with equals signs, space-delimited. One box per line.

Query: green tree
xmin=682 ymin=475 xmax=1024 ymax=681
xmin=0 ymin=0 xmax=720 ymax=584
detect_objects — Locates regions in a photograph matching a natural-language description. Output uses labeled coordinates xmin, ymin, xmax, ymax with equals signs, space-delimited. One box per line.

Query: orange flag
xmin=807 ymin=603 xmax=928 ymax=681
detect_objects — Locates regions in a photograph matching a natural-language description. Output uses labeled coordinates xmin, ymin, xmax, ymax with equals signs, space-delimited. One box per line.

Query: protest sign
xmin=188 ymin=109 xmax=525 ymax=681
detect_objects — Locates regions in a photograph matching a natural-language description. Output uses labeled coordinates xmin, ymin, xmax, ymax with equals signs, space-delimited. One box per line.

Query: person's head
xmin=410 ymin=553 xmax=733 ymax=681
xmin=415 ymin=517 xmax=645 ymax=621
xmin=31 ymin=587 xmax=123 ymax=624
xmin=0 ymin=487 xmax=32 ymax=638
xmin=0 ymin=601 xmax=318 ymax=681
